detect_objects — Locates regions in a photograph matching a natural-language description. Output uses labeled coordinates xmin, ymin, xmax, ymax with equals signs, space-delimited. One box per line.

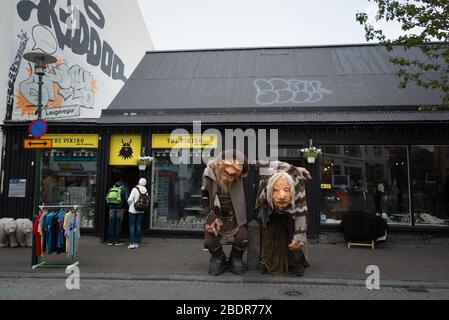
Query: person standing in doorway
xmin=106 ymin=180 xmax=130 ymax=246
xmin=127 ymin=178 xmax=149 ymax=249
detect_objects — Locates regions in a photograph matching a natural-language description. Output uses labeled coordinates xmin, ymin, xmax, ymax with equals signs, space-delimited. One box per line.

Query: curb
xmin=1 ymin=272 xmax=449 ymax=290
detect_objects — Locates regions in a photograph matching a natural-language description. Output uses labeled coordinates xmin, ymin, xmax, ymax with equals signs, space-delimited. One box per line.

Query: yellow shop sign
xmin=152 ymin=134 xmax=218 ymax=149
xmin=44 ymin=134 xmax=98 ymax=148
xmin=109 ymin=134 xmax=142 ymax=165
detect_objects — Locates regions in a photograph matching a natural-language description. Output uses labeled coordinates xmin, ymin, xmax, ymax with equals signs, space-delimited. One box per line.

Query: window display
xmin=320 ymin=145 xmax=410 ymax=225
xmin=41 ymin=149 xmax=97 ymax=229
xmin=150 ymin=150 xmax=208 ymax=231
xmin=411 ymin=145 xmax=449 ymax=226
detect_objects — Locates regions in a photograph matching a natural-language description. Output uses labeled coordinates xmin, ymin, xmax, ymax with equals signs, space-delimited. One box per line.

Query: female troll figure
xmin=257 ymin=164 xmax=310 ymax=276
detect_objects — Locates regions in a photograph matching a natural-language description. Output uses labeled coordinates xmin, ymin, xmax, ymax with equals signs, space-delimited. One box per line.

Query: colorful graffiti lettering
xmin=15 ymin=58 xmax=97 ymax=117
xmin=6 ymin=31 xmax=29 ymax=120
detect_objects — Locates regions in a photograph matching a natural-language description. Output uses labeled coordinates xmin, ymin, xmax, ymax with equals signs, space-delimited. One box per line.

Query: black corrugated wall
xmin=0 ymin=127 xmax=35 ymax=219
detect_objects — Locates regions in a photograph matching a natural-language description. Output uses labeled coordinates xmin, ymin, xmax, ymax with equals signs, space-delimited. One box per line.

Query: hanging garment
xmin=64 ymin=211 xmax=80 ymax=257
xmin=56 ymin=210 xmax=67 ymax=254
xmin=45 ymin=211 xmax=54 ymax=254
xmin=50 ymin=212 xmax=60 ymax=254
xmin=41 ymin=210 xmax=54 ymax=255
xmin=32 ymin=211 xmax=44 ymax=257
xmin=38 ymin=210 xmax=48 ymax=255
xmin=44 ymin=211 xmax=58 ymax=254
xmin=63 ymin=210 xmax=71 ymax=253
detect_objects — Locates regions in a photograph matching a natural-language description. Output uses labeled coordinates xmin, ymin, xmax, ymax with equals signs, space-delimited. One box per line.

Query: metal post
xmin=305 ymin=157 xmax=321 ymax=239
xmin=24 ymin=53 xmax=55 ymax=268
xmin=31 ymin=74 xmax=43 ymax=267
xmin=246 ymin=169 xmax=260 ymax=271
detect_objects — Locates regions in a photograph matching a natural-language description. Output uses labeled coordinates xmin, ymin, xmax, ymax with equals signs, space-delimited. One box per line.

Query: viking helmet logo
xmin=118 ymin=138 xmax=133 ymax=160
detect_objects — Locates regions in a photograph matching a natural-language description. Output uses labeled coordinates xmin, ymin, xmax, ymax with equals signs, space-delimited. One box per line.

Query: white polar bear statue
xmin=0 ymin=218 xmax=18 ymax=248
xmin=15 ymin=218 xmax=33 ymax=247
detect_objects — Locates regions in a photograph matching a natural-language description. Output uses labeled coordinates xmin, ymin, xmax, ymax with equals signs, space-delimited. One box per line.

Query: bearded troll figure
xmin=202 ymin=150 xmax=249 ymax=276
xmin=256 ymin=162 xmax=311 ymax=276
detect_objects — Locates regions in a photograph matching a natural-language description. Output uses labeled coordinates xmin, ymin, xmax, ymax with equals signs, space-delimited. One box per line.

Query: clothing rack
xmin=32 ymin=205 xmax=80 ymax=271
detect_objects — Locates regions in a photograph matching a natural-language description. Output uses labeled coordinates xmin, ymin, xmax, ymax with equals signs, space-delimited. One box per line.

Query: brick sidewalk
xmin=1 ymin=237 xmax=448 ymax=283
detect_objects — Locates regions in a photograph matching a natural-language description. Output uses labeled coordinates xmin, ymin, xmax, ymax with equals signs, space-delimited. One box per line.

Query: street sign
xmin=24 ymin=139 xmax=53 ymax=149
xmin=28 ymin=119 xmax=47 ymax=139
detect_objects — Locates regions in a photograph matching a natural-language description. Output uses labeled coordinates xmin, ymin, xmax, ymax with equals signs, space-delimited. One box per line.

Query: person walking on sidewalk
xmin=106 ymin=180 xmax=129 ymax=246
xmin=127 ymin=178 xmax=149 ymax=249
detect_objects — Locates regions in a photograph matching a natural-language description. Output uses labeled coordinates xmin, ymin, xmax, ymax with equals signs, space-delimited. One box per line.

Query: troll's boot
xmin=228 ymin=247 xmax=247 ymax=275
xmin=208 ymin=247 xmax=227 ymax=276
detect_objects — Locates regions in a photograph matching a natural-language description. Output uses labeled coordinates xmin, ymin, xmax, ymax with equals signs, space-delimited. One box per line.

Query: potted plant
xmin=300 ymin=139 xmax=322 ymax=163
xmin=136 ymin=155 xmax=153 ymax=170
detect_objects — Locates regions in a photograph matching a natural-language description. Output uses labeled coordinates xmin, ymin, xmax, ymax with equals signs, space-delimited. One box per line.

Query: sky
xmin=137 ymin=0 xmax=405 ymax=50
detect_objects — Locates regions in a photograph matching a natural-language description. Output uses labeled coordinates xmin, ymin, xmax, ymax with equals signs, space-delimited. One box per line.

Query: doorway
xmin=108 ymin=166 xmax=140 ymax=240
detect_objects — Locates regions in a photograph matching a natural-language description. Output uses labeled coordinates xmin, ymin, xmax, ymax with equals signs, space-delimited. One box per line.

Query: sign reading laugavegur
xmin=44 ymin=134 xmax=99 ymax=148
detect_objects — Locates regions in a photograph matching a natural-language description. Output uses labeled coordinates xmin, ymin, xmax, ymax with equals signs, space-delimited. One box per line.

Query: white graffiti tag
xmin=254 ymin=79 xmax=333 ymax=105
xmin=19 ymin=62 xmax=95 ymax=109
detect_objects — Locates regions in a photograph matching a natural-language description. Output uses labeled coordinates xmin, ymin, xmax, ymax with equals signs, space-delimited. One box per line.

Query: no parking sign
xmin=28 ymin=119 xmax=47 ymax=139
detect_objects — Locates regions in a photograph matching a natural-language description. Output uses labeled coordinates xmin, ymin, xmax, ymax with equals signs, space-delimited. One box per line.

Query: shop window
xmin=343 ymin=145 xmax=363 ymax=158
xmin=323 ymin=145 xmax=339 ymax=155
xmin=278 ymin=147 xmax=302 ymax=159
xmin=41 ymin=149 xmax=97 ymax=229
xmin=374 ymin=146 xmax=383 ymax=158
xmin=150 ymin=149 xmax=208 ymax=231
xmin=278 ymin=147 xmax=306 ymax=168
xmin=410 ymin=145 xmax=449 ymax=226
xmin=320 ymin=145 xmax=410 ymax=225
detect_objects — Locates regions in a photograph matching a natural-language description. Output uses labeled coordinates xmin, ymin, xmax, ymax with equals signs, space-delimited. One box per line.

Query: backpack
xmin=106 ymin=185 xmax=124 ymax=204
xmin=134 ymin=186 xmax=150 ymax=211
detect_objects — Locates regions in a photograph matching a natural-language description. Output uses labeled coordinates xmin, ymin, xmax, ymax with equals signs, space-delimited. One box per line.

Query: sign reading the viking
xmin=109 ymin=134 xmax=141 ymax=165
xmin=44 ymin=134 xmax=99 ymax=148
xmin=152 ymin=134 xmax=218 ymax=149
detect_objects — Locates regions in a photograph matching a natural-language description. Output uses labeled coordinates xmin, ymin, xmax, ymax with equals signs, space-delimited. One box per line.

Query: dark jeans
xmin=108 ymin=209 xmax=124 ymax=241
xmin=129 ymin=213 xmax=143 ymax=244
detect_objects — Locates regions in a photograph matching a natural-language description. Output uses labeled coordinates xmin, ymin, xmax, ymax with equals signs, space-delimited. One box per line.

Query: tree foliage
xmin=356 ymin=0 xmax=449 ymax=110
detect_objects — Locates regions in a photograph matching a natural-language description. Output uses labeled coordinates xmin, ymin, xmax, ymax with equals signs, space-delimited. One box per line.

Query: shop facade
xmin=1 ymin=44 xmax=449 ymax=240
xmin=2 ymin=118 xmax=449 ymax=240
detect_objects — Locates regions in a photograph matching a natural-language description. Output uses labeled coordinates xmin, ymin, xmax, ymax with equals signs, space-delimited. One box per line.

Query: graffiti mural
xmin=254 ymin=79 xmax=333 ymax=106
xmin=7 ymin=0 xmax=153 ymax=120
xmin=15 ymin=58 xmax=97 ymax=117
xmin=16 ymin=0 xmax=126 ymax=81
xmin=6 ymin=31 xmax=29 ymax=120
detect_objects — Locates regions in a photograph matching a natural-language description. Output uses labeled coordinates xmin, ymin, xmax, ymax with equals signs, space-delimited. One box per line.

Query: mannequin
xmin=374 ymin=183 xmax=386 ymax=214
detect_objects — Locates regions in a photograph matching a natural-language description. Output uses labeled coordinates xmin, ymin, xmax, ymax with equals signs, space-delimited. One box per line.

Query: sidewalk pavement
xmin=1 ymin=237 xmax=449 ymax=288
